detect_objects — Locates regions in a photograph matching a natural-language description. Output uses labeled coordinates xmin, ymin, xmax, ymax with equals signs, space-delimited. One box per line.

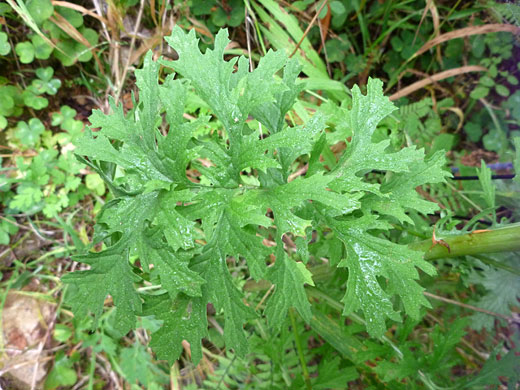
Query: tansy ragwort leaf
xmin=264 ymin=245 xmax=314 ymax=330
xmin=62 ymin=239 xmax=142 ymax=336
xmin=363 ymin=151 xmax=452 ymax=224
xmin=142 ymin=293 xmax=208 ymax=365
xmin=64 ymin=27 xmax=447 ymax=363
xmin=318 ymin=213 xmax=436 ymax=337
xmin=330 ymin=79 xmax=425 ymax=194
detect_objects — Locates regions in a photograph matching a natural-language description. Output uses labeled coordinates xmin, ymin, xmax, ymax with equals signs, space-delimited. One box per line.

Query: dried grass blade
xmin=150 ymin=0 xmax=158 ymax=26
xmin=50 ymin=13 xmax=93 ymax=48
xmin=91 ymin=0 xmax=111 ymax=43
xmin=428 ymin=0 xmax=442 ymax=65
xmin=51 ymin=1 xmax=109 ymax=25
xmin=289 ymin=0 xmax=328 ymax=58
xmin=411 ymin=23 xmax=520 ymax=59
xmin=129 ymin=32 xmax=163 ymax=65
xmin=412 ymin=0 xmax=431 ymax=47
xmin=389 ymin=65 xmax=487 ymax=101
xmin=49 ymin=13 xmax=105 ymax=75
xmin=446 ymin=107 xmax=464 ymax=132
xmin=5 ymin=0 xmax=60 ymax=52
xmin=114 ymin=0 xmax=145 ymax=103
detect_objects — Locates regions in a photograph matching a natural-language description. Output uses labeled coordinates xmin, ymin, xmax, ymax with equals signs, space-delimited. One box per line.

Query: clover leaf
xmin=0 ymin=216 xmax=19 ymax=245
xmin=22 ymin=87 xmax=48 ymax=110
xmin=52 ymin=105 xmax=83 ymax=138
xmin=53 ymin=28 xmax=99 ymax=66
xmin=57 ymin=7 xmax=83 ymax=28
xmin=0 ymin=93 xmax=13 ymax=129
xmin=31 ymin=34 xmax=53 ymax=59
xmin=53 ymin=40 xmax=77 ymax=66
xmin=15 ymin=41 xmax=35 ymax=63
xmin=0 ymin=31 xmax=11 ymax=55
xmin=77 ymin=27 xmax=99 ymax=62
xmin=0 ymin=85 xmax=23 ymax=118
xmin=0 ymin=93 xmax=14 ymax=115
xmin=32 ymin=67 xmax=62 ymax=95
xmin=15 ymin=118 xmax=45 ymax=148
xmin=26 ymin=0 xmax=53 ymax=24
xmin=36 ymin=66 xmax=54 ymax=81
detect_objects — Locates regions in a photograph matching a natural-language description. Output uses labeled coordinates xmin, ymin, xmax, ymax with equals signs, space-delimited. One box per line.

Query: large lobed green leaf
xmin=64 ymin=26 xmax=448 ymax=363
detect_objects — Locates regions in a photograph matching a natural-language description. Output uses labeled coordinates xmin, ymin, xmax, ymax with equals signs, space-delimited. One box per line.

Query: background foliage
xmin=0 ymin=0 xmax=519 ymax=389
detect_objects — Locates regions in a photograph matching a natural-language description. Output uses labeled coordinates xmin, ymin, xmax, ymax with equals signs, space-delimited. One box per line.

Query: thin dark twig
xmin=289 ymin=0 xmax=328 ymax=58
xmin=30 ymin=310 xmax=59 ymax=390
xmin=114 ymin=0 xmax=145 ymax=104
xmin=451 ymin=174 xmax=515 ymax=180
xmin=371 ymin=170 xmax=516 ymax=181
xmin=424 ymin=291 xmax=512 ymax=322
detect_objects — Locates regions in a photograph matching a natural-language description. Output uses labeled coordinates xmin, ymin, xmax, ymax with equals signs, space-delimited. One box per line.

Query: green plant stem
xmin=87 ymin=352 xmax=96 ymax=390
xmin=306 ymin=287 xmax=405 ymax=359
xmin=410 ymin=223 xmax=520 ymax=261
xmin=306 ymin=288 xmax=449 ymax=390
xmin=289 ymin=308 xmax=312 ymax=390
